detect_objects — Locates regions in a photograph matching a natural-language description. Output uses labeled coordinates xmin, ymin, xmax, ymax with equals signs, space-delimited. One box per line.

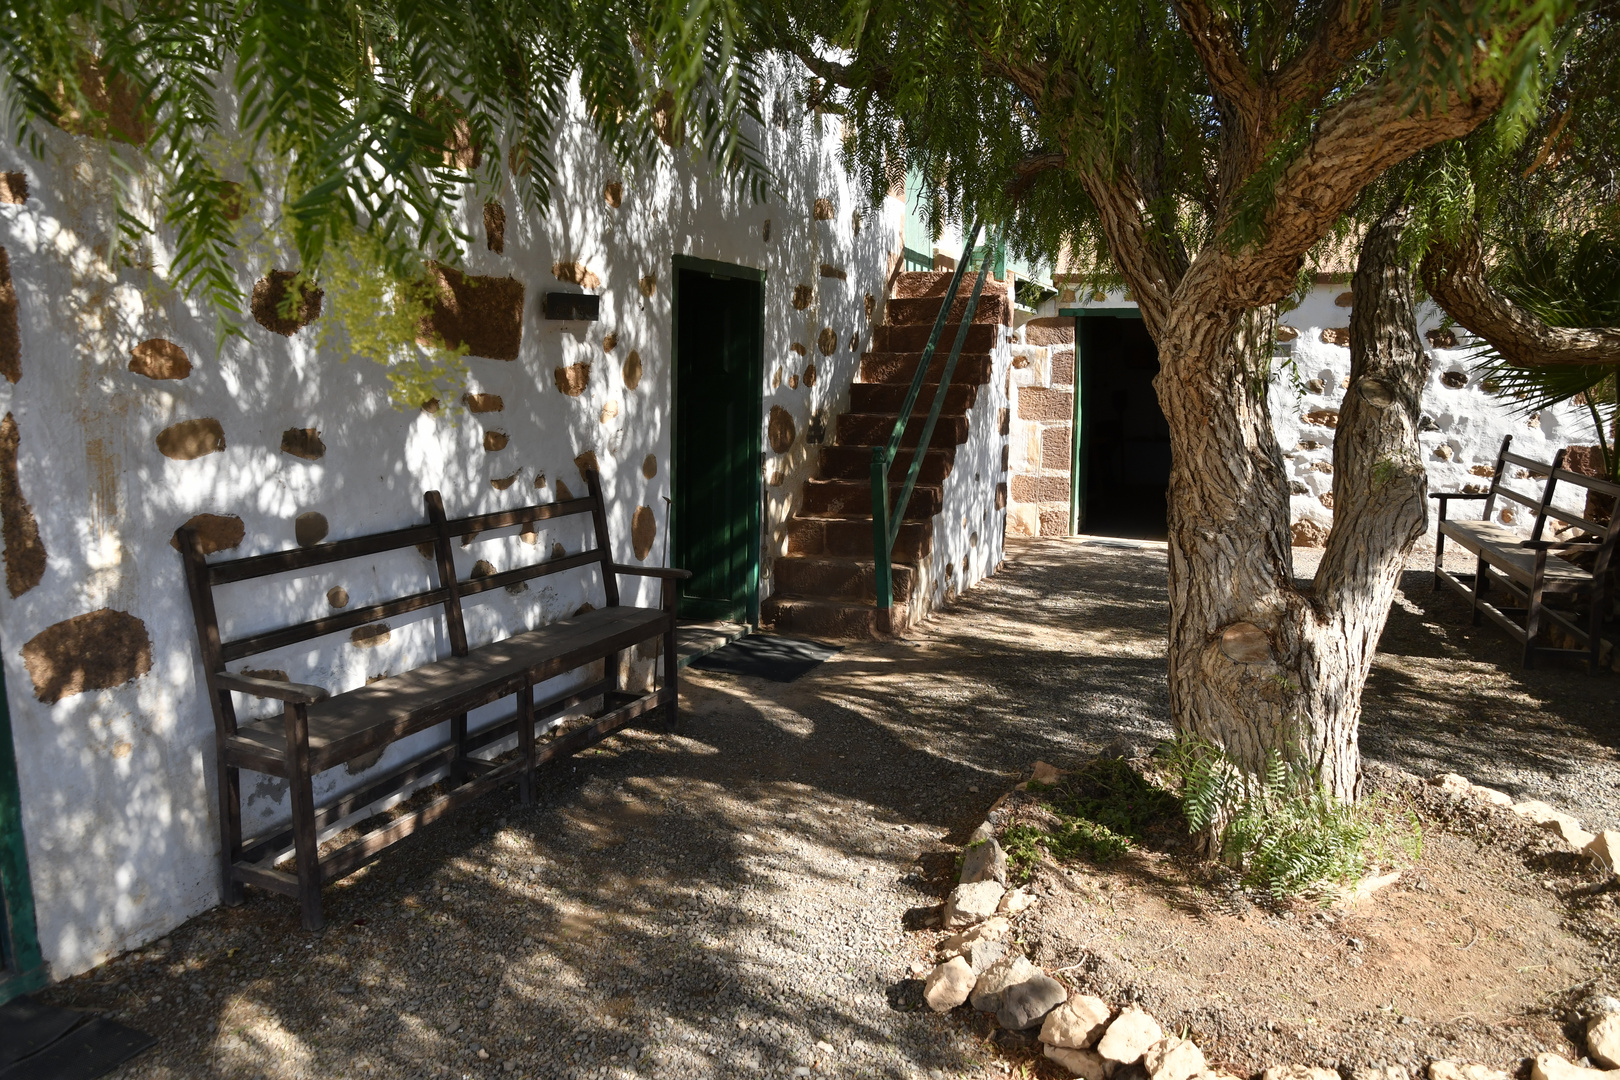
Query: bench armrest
xmin=1519 ymin=538 xmax=1599 ymax=551
xmin=610 ymin=564 xmax=693 ymax=581
xmin=1429 ymin=492 xmax=1489 ymax=501
xmin=215 ymin=672 xmax=330 ymax=704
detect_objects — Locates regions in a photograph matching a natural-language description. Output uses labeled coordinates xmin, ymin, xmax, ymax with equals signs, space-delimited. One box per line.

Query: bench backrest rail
xmin=1476 ymin=435 xmax=1619 ymax=576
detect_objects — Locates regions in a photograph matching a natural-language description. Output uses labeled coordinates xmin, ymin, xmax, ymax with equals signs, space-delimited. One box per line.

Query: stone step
xmin=849 ymin=382 xmax=978 ymax=414
xmin=760 ymin=595 xmax=913 ymax=640
xmin=859 ymin=352 xmax=993 ymax=387
xmin=873 ymin=322 xmax=998 ymax=354
xmin=837 ymin=412 xmax=967 ymax=449
xmin=773 ymin=555 xmax=917 ymax=603
xmin=892 ymin=270 xmax=1012 ymax=299
xmin=787 ymin=515 xmax=933 ymax=561
xmin=818 ymin=444 xmax=956 ymax=484
xmin=887 ymin=293 xmax=1010 ymax=328
xmin=801 ymin=478 xmax=943 ymax=520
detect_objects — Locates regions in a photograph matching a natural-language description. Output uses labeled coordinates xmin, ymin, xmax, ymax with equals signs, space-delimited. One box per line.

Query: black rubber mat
xmin=0 ymin=998 xmax=154 ymax=1080
xmin=688 ymin=633 xmax=840 ymax=682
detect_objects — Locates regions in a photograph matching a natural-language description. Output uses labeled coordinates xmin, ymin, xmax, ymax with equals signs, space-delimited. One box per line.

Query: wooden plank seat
xmin=178 ymin=470 xmax=689 ymax=930
xmin=1432 ymin=434 xmax=1618 ymax=672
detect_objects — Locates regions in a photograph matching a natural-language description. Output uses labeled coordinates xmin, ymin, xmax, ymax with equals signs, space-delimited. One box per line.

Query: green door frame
xmin=1058 ymin=307 xmax=1145 ymax=534
xmin=670 ymin=254 xmax=767 ymax=626
xmin=0 ymin=662 xmax=45 ymax=1004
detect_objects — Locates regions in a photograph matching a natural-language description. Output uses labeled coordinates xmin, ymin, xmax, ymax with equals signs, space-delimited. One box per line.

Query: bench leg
xmin=1433 ymin=529 xmax=1445 ymax=593
xmin=517 ymin=682 xmax=536 ymax=806
xmin=1590 ymin=585 xmax=1608 ymax=676
xmin=283 ymin=702 xmax=325 ymax=932
xmin=216 ymin=750 xmax=244 ymax=907
xmin=450 ymin=712 xmax=469 ymax=783
xmin=663 ymin=622 xmax=680 ymax=733
xmin=1522 ymin=552 xmax=1548 ymax=670
xmin=1471 ymin=557 xmax=1489 ymax=625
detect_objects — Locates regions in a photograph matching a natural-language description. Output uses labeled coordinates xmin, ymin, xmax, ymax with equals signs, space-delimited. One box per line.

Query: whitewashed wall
xmin=0 ymin=61 xmax=905 ymax=979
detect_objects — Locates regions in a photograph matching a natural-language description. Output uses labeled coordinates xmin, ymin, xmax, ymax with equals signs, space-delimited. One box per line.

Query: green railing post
xmin=0 ymin=657 xmax=45 ymax=1004
xmin=871 ymin=447 xmax=893 ymax=608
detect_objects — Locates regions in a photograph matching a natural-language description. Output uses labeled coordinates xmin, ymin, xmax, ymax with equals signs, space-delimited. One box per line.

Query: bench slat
xmin=457 ymin=549 xmax=603 ymax=597
xmin=447 ymin=496 xmax=598 ymax=536
xmin=1553 ymin=467 xmax=1620 ymax=498
xmin=207 ymin=524 xmax=441 ymax=585
xmin=1437 ymin=520 xmax=1595 ymax=588
xmin=1490 ymin=485 xmax=1543 ymax=510
xmin=222 ymin=606 xmax=669 ymax=772
xmin=219 ymin=586 xmax=452 ymax=663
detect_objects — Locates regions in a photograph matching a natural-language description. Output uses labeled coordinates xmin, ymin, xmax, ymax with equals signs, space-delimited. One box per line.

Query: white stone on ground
xmin=1039 ymin=994 xmax=1112 ymax=1049
xmin=1590 ymin=1012 xmax=1620 ymax=1069
xmin=923 ymin=957 xmax=974 ymax=1013
xmin=1260 ymin=1067 xmax=1341 ymax=1080
xmin=937 ymin=916 xmax=1010 ymax=959
xmin=994 ymin=967 xmax=1067 ymax=1030
xmin=998 ymin=886 xmax=1036 ymax=914
xmin=960 ymin=837 xmax=1008 ymax=885
xmin=1470 ymin=784 xmax=1514 ymax=808
xmin=1096 ymin=1006 xmax=1164 ymax=1065
xmin=1512 ymin=801 xmax=1597 ymax=850
xmin=1143 ymin=1036 xmax=1206 ymax=1080
xmin=1434 ymin=773 xmax=1471 ymax=797
xmin=1532 ymin=1053 xmax=1620 ymax=1080
xmin=942 ymin=880 xmax=1005 ymax=928
xmin=970 ymin=955 xmax=1039 ymax=1013
xmin=1430 ymin=1061 xmax=1511 ymax=1080
xmin=1046 ymin=1045 xmax=1108 ymax=1080
xmin=1585 ymin=830 xmax=1620 ymax=871
xmin=963 ymin=938 xmax=1007 ymax=975
xmin=1031 ymin=761 xmax=1063 ymax=784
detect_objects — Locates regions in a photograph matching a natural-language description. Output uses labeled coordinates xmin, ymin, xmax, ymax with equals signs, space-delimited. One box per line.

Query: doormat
xmin=688 ymin=633 xmax=841 ymax=682
xmin=0 ymin=997 xmax=155 ymax=1080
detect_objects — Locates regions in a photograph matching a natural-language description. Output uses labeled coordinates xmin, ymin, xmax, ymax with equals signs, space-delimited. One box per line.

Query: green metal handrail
xmin=871 ymin=220 xmax=1001 ymax=611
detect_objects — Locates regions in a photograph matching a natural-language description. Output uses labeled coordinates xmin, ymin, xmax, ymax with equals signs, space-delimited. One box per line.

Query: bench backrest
xmin=1480 ymin=435 xmax=1620 ymax=572
xmin=178 ymin=470 xmax=620 ymax=736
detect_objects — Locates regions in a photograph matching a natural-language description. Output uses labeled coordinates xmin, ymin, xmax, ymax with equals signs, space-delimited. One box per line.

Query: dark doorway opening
xmin=672 ymin=258 xmax=765 ymax=625
xmin=1078 ymin=316 xmax=1171 ymax=540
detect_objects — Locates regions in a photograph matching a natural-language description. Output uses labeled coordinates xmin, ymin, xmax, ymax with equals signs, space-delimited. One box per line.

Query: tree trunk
xmin=1157 ymin=208 xmax=1429 ymax=800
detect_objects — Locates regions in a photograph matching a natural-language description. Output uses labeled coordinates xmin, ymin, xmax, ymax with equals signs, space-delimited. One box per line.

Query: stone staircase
xmin=762 ymin=271 xmax=1009 ymax=639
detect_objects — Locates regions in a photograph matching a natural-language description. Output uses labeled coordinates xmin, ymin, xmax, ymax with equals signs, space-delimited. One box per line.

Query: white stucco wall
xmin=0 ymin=61 xmax=906 ymax=979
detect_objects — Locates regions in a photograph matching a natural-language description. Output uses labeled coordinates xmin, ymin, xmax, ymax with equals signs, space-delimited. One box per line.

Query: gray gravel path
xmin=45 ymin=537 xmax=1620 ymax=1080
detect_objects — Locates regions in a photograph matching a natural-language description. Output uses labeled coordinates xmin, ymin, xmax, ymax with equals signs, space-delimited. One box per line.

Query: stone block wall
xmin=1006 ymin=317 xmax=1076 ymax=537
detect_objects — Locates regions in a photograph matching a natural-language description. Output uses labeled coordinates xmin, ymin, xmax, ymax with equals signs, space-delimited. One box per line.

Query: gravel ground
xmin=42 ymin=537 xmax=1620 ymax=1080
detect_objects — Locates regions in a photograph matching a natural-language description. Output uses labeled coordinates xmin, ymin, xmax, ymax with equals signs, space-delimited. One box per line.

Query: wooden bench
xmin=1431 ymin=435 xmax=1618 ymax=672
xmin=178 ymin=470 xmax=689 ymax=929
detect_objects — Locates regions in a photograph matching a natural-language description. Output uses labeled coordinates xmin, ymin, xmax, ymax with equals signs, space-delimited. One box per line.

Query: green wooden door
xmin=673 ymin=259 xmax=764 ymax=624
xmin=0 ymin=666 xmax=44 ymax=1004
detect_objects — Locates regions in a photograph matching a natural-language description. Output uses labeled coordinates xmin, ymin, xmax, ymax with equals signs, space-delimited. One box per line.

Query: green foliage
xmin=1003 ymin=758 xmax=1184 ymax=880
xmin=0 ymin=0 xmax=768 ymax=345
xmin=1164 ymin=737 xmax=1421 ymax=902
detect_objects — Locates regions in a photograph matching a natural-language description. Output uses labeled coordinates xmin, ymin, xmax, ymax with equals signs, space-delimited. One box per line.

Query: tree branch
xmin=1422 ymin=229 xmax=1620 ymax=367
xmin=1005 ymin=150 xmax=1066 ymax=199
xmin=1272 ymin=0 xmax=1397 ymax=115
xmin=1174 ymin=0 xmax=1263 ymax=131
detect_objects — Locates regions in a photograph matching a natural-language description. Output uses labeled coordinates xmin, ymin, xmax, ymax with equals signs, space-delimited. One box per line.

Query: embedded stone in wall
xmin=804 ymin=363 xmax=817 ymax=387
xmin=793 ymin=285 xmax=813 ymax=310
xmin=251 ymin=271 xmax=323 ymax=335
xmin=128 ymin=339 xmax=191 ymax=381
xmin=790 ymin=342 xmax=806 ymax=356
xmin=243 ymin=668 xmax=290 ymax=683
xmin=1019 ymin=387 xmax=1072 ymax=422
xmin=622 ymin=350 xmax=643 ymax=390
xmin=556 ymin=479 xmax=574 ymax=500
xmin=22 ymin=608 xmax=152 ymax=704
xmin=483 ymin=201 xmax=506 ymax=254
xmin=555 ymin=362 xmax=591 ymax=395
xmin=996 ymin=483 xmax=1007 ymax=509
xmin=864 ymin=293 xmax=875 ymax=320
xmin=653 ymin=90 xmax=682 ymax=146
xmin=0 ymin=414 xmax=44 ymax=597
xmin=552 ymin=261 xmax=602 ymax=291
xmin=1012 ymin=475 xmax=1070 ymax=502
xmin=1433 ymin=444 xmax=1455 ymax=461
xmin=600 ymin=400 xmax=620 ymax=423
xmin=0 ymin=173 xmax=25 ymax=204
xmin=998 ymin=408 xmax=1010 ymax=436
xmin=156 ymin=418 xmax=226 ymax=460
xmin=602 ymin=332 xmax=618 ymax=353
xmin=168 ymin=513 xmax=245 ymax=555
xmin=1440 ymin=371 xmax=1468 ymax=388
xmin=351 ymin=623 xmax=391 ymax=648
xmin=1276 ymin=325 xmax=1299 ymax=342
xmin=807 ymin=410 xmax=827 ymax=444
xmin=328 ymin=586 xmax=349 ymax=608
xmin=1427 ymin=327 xmax=1458 ymax=349
xmin=788 ymin=374 xmax=798 ymax=389
xmin=772 ymin=367 xmax=781 ymax=389
xmin=295 ymin=511 xmax=328 ymax=547
xmin=763 ymin=219 xmax=773 ymax=242
xmin=471 ymin=559 xmax=496 ymax=578
xmin=1040 ymin=428 xmax=1072 ymax=470
xmin=768 ymin=406 xmax=796 ymax=453
xmin=51 ymin=56 xmax=153 ymax=144
xmin=639 ymin=274 xmax=657 ymax=297
xmin=575 ymin=450 xmax=599 ymax=481
xmin=1051 ymin=349 xmax=1075 ymax=384
xmin=420 ymin=264 xmax=524 ymax=361
xmin=631 ymin=506 xmax=656 ymax=560
xmin=491 ymin=471 xmax=519 ymax=490
xmin=769 ymin=470 xmax=784 ymax=487
xmin=533 ymin=473 xmax=547 ymax=490
xmin=813 ymin=198 xmax=835 ymax=220
xmin=1304 ymin=409 xmax=1339 ymax=428
xmin=1306 ymin=378 xmax=1326 ymax=393
xmin=1310 ymin=462 xmax=1333 ymax=474
xmin=1024 ymin=317 xmax=1076 ymax=346
xmin=484 ymin=430 xmax=509 ymax=452
xmin=421 ymin=398 xmax=441 ymax=414
xmin=1334 ymin=291 xmax=1355 ymax=307
xmin=817 ymin=328 xmax=837 ymax=355
xmin=574 ymin=602 xmax=596 ymax=616
xmin=552 ymin=542 xmax=566 ymax=560
xmin=604 ymin=181 xmax=623 ymax=208
xmin=820 ymin=264 xmax=846 ymax=281
xmin=281 ymin=427 xmax=326 ymax=461
xmin=848 ymin=333 xmax=860 ymax=352
xmin=1470 ymin=465 xmax=1496 ymax=478
xmin=1319 ymin=492 xmax=1335 ymax=509
xmin=0 ymin=248 xmax=20 ymax=384
xmin=1320 ymin=327 xmax=1350 ymax=346
xmin=642 ymin=454 xmax=657 ymax=479
xmin=463 ymin=391 xmax=504 ymax=413
xmin=1291 ymin=519 xmax=1329 ymax=547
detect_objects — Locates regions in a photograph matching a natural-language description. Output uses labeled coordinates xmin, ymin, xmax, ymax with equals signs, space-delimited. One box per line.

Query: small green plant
xmin=1000 ymin=824 xmax=1046 ymax=884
